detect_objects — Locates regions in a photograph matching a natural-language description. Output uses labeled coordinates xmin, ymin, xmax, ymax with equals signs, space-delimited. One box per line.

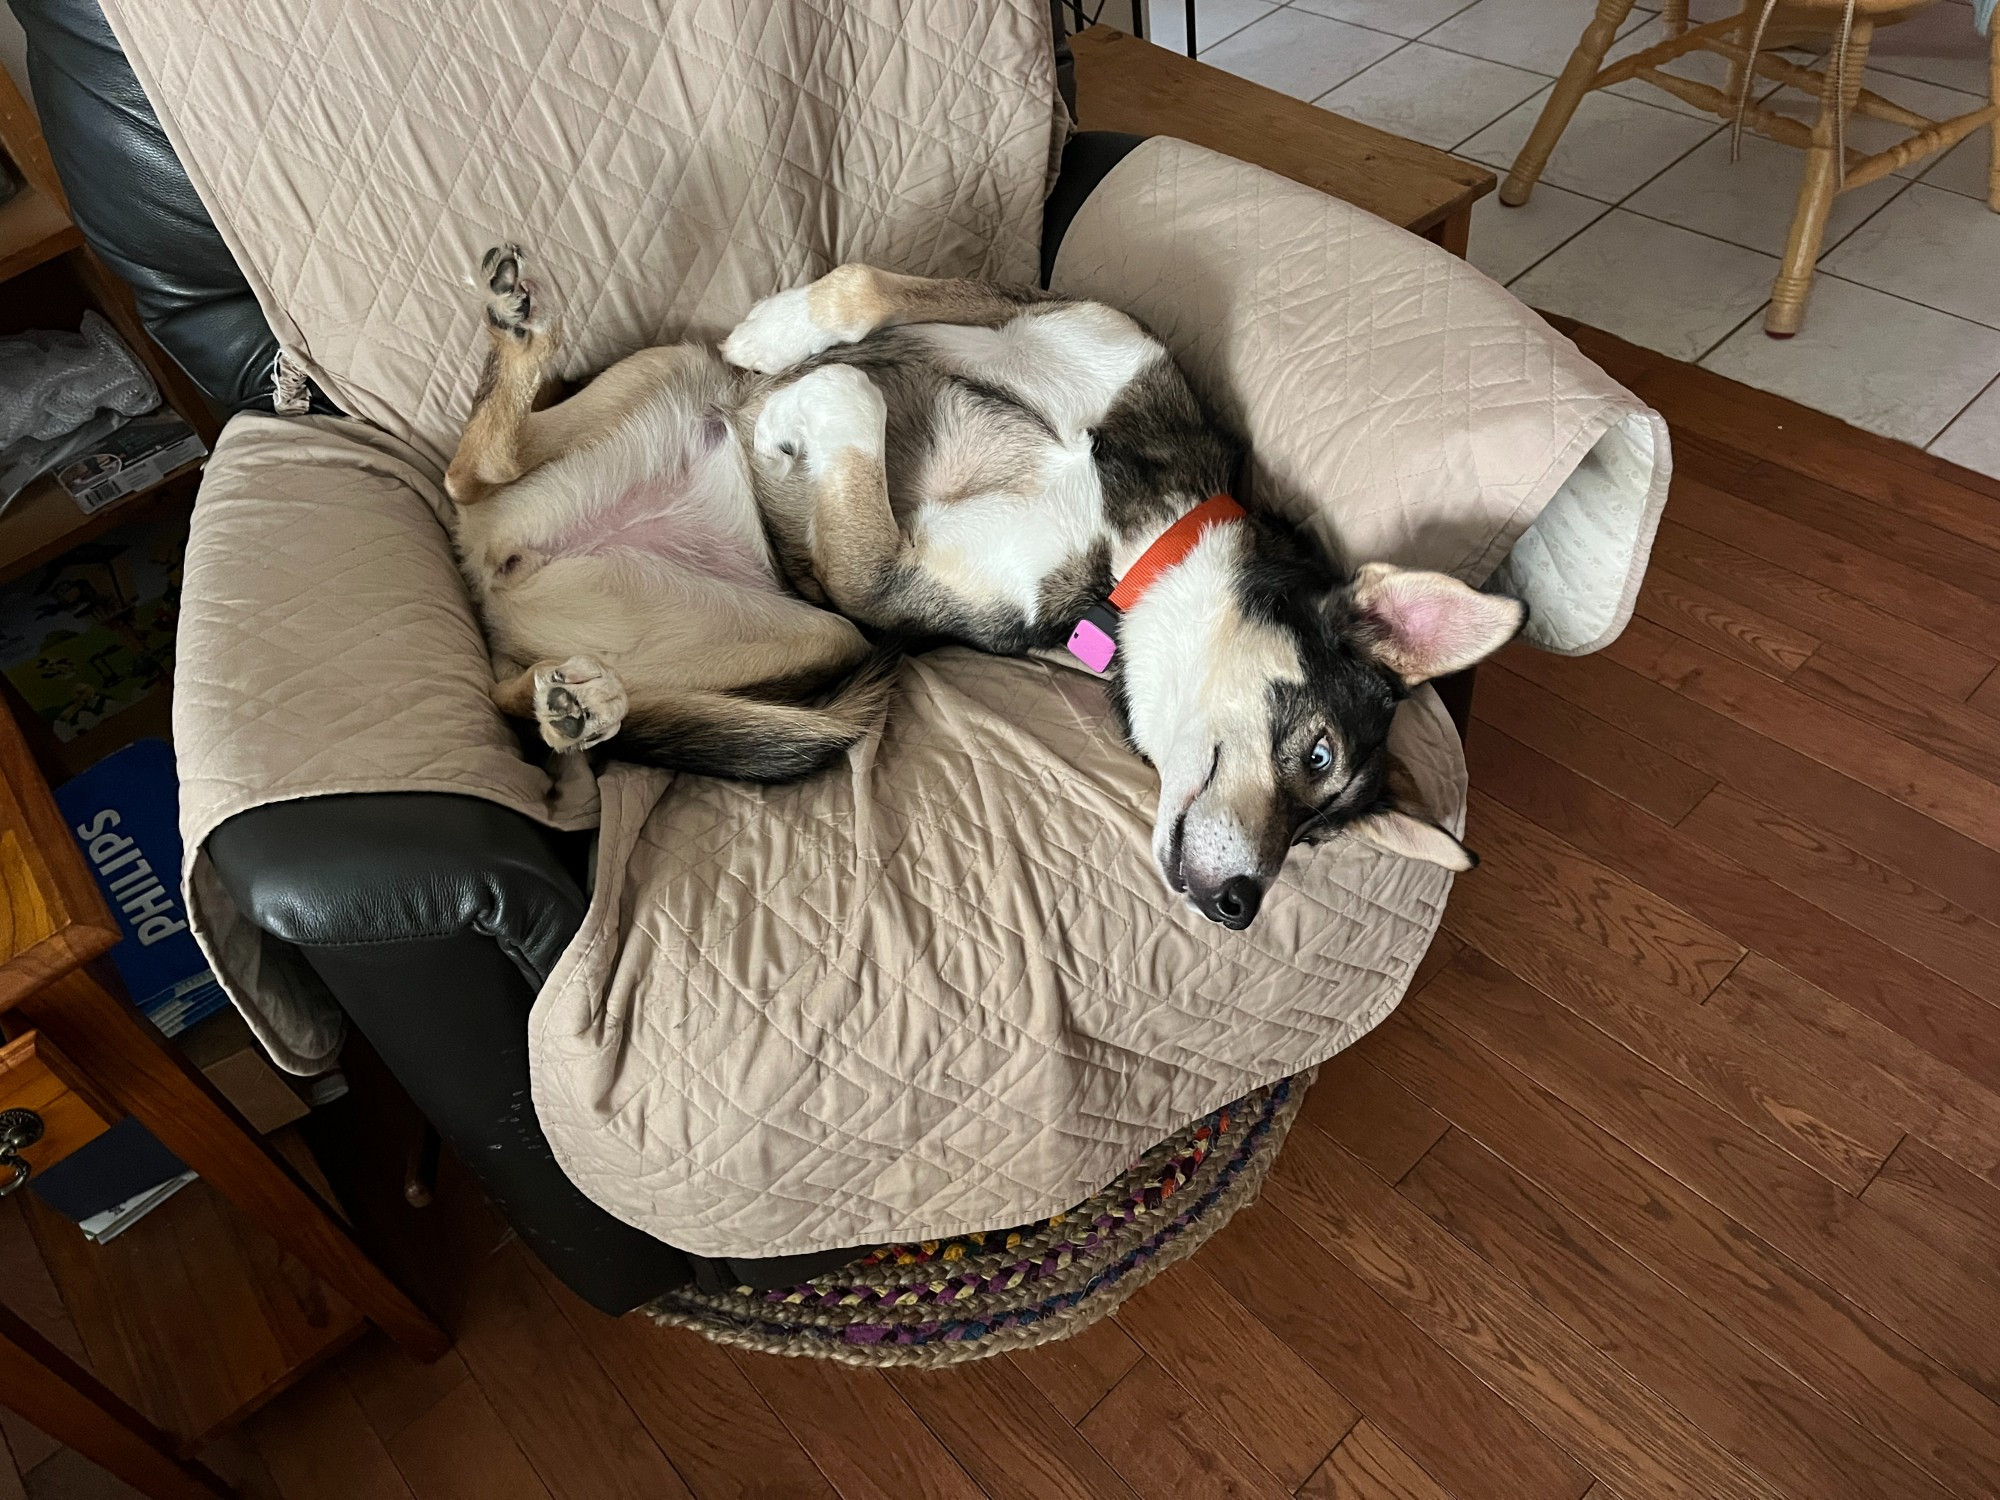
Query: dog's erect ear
xmin=1347 ymin=752 xmax=1477 ymax=872
xmin=1350 ymin=807 xmax=1476 ymax=871
xmin=1344 ymin=563 xmax=1526 ymax=686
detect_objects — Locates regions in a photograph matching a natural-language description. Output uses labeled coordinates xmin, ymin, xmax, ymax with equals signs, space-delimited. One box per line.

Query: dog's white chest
xmin=902 ymin=445 xmax=1105 ymax=621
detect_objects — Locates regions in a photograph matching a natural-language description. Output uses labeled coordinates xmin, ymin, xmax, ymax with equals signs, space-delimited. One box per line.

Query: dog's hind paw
xmin=534 ymin=656 xmax=627 ymax=751
xmin=479 ymin=244 xmax=549 ymax=340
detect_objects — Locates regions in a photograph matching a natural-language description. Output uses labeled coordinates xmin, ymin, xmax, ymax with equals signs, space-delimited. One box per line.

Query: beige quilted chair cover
xmin=126 ymin=0 xmax=1670 ymax=1254
xmin=100 ymin=0 xmax=1062 ymax=469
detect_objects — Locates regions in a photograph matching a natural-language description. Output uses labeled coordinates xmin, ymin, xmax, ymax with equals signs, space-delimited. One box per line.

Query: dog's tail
xmin=605 ymin=643 xmax=901 ymax=783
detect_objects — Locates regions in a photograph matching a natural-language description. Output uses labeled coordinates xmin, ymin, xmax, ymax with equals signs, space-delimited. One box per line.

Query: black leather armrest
xmin=206 ymin=793 xmax=588 ymax=987
xmin=11 ymin=0 xmax=334 ymax=415
xmin=1041 ymin=130 xmax=1147 ymax=287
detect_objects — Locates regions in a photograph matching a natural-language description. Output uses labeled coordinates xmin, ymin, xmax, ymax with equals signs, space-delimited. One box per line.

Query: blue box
xmin=54 ymin=738 xmax=227 ymax=1036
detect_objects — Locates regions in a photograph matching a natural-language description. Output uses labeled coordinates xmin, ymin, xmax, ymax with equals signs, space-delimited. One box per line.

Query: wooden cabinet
xmin=0 ymin=1030 xmax=112 ymax=1178
xmin=1 ymin=617 xmax=448 ymax=1500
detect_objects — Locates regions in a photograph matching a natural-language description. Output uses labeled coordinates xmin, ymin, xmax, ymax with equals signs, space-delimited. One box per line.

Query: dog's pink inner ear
xmin=1349 ymin=563 xmax=1525 ymax=685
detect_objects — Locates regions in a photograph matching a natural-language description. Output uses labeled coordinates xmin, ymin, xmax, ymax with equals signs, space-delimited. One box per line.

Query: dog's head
xmin=1117 ymin=520 xmax=1524 ymax=930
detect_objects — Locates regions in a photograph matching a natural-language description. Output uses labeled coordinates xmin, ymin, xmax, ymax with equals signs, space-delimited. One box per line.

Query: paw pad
xmin=479 ymin=244 xmax=538 ymax=336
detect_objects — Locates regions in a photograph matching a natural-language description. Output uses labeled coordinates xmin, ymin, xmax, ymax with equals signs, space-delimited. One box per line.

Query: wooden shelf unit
xmin=0 ymin=181 xmax=83 ymax=282
xmin=0 ymin=460 xmax=203 ymax=590
xmin=0 ymin=58 xmax=220 ymax=587
xmin=0 ymin=47 xmax=424 ymax=1500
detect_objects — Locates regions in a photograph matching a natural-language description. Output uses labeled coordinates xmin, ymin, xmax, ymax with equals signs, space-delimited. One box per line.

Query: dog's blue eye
xmin=1308 ymin=738 xmax=1333 ymax=774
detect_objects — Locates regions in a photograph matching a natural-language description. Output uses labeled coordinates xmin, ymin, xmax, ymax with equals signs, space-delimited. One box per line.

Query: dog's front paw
xmin=722 ymin=286 xmax=840 ymax=373
xmin=534 ymin=656 xmax=627 ymax=751
xmin=478 ymin=243 xmax=551 ymax=340
xmin=753 ymin=366 xmax=887 ymax=476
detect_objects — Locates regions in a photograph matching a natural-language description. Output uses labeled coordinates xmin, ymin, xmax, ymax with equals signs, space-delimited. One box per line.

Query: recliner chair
xmin=20 ymin=0 xmax=1665 ymax=1318
xmin=13 ymin=0 xmax=1148 ymax=1312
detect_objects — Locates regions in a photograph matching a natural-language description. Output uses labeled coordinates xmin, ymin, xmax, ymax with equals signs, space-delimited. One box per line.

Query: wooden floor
xmin=14 ymin=322 xmax=2000 ymax=1500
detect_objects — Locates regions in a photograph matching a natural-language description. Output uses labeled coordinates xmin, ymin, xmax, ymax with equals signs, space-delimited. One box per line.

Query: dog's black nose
xmin=1199 ymin=875 xmax=1265 ymax=930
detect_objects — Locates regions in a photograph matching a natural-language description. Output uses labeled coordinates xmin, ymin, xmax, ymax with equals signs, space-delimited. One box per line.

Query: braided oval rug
xmin=647 ymin=1069 xmax=1310 ymax=1366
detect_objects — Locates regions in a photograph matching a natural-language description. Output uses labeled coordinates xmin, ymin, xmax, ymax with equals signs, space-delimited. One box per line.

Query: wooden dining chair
xmin=1502 ymin=0 xmax=2000 ymax=334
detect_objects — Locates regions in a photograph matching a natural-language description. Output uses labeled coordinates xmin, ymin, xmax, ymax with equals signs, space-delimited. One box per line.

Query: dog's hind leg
xmin=448 ymin=246 xmax=720 ymax=508
xmin=444 ymin=245 xmax=562 ymax=506
xmin=753 ymin=365 xmax=907 ymax=620
xmin=723 ymin=264 xmax=1057 ymax=373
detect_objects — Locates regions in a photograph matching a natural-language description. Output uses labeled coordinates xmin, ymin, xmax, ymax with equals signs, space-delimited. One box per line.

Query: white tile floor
xmin=1146 ymin=0 xmax=2000 ymax=476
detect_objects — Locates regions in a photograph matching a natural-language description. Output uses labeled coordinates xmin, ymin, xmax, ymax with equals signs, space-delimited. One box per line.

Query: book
xmin=53 ymin=737 xmax=228 ymax=1037
xmin=28 ymin=1115 xmax=191 ymax=1231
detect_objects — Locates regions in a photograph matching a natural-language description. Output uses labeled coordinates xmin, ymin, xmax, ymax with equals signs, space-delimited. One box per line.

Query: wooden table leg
xmin=1435 ymin=205 xmax=1471 ymax=259
xmin=1419 ymin=205 xmax=1473 ymax=259
xmin=14 ymin=968 xmax=450 ymax=1363
xmin=0 ymin=1300 xmax=233 ymax=1500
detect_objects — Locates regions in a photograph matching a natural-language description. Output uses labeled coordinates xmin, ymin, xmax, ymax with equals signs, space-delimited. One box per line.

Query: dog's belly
xmin=469 ymin=411 xmax=778 ymax=597
xmin=540 ymin=468 xmax=778 ymax=595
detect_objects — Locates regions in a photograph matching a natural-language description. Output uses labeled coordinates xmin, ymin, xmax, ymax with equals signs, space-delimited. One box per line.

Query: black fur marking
xmin=607 ymin=710 xmax=852 ymax=783
xmin=951 ymin=373 xmax=1059 ymax=442
xmin=1091 ymin=354 xmax=1240 ymax=536
xmin=1031 ymin=541 xmax=1114 ymax=649
xmin=603 ymin=645 xmax=900 ymax=784
xmin=1228 ymin=516 xmax=1406 ymax=855
xmin=470 ymin=348 xmax=502 ymax=406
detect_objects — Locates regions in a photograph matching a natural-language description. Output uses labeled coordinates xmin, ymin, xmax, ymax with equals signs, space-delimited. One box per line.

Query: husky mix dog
xmin=444 ymin=248 xmax=1525 ymax=929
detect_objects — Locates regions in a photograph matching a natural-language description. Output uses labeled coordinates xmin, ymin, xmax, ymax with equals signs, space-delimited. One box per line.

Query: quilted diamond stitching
xmin=137 ymin=20 xmax=1664 ymax=1254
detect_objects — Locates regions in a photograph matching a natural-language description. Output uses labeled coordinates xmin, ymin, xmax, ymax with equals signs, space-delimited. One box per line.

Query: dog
xmin=443 ymin=249 xmax=1525 ymax=928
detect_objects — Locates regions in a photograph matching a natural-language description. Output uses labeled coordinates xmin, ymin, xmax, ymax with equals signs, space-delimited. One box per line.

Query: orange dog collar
xmin=1066 ymin=495 xmax=1246 ymax=675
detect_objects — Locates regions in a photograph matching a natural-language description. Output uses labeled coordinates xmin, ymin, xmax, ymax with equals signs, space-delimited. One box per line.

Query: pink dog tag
xmin=1067 ymin=618 xmax=1118 ymax=674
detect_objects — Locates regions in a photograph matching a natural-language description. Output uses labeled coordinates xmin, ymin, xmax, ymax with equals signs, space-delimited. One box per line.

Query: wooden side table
xmin=1068 ymin=26 xmax=1496 ymax=254
xmin=0 ymin=706 xmax=448 ymax=1499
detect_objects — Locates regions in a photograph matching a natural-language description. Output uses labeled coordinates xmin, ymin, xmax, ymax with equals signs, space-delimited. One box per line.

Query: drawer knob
xmin=0 ymin=1107 xmax=44 ymax=1198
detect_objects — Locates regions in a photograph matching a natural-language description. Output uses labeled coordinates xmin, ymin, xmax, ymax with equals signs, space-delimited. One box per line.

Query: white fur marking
xmin=754 ymin=365 xmax=887 ymax=475
xmin=723 ymin=285 xmax=844 ymax=372
xmin=911 ymin=305 xmax=1158 ymax=437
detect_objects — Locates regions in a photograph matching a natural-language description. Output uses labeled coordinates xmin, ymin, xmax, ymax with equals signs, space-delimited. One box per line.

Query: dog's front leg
xmin=753 ymin=366 xmax=903 ymax=620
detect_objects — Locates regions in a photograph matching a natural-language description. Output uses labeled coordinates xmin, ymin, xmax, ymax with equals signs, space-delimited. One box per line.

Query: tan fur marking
xmin=491 ymin=665 xmax=539 ymax=718
xmin=447 ymin=337 xmax=700 ymax=508
xmin=804 ymin=265 xmax=1046 ymax=342
xmin=809 ymin=447 xmax=905 ymax=614
xmin=445 ymin=319 xmax=557 ymax=506
xmin=806 ymin=264 xmax=892 ymax=338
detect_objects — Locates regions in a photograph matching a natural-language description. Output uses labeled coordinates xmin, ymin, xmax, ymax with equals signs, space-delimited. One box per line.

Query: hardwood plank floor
xmin=21 ymin=330 xmax=2000 ymax=1500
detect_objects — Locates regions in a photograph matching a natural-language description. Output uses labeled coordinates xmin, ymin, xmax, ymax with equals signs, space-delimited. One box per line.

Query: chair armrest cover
xmin=1049 ymin=137 xmax=1670 ymax=655
xmin=175 ymin=413 xmax=585 ymax=1070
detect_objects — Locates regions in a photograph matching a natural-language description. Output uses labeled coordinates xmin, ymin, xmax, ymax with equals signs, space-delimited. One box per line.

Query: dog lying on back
xmin=443 ymin=248 xmax=1525 ymax=929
